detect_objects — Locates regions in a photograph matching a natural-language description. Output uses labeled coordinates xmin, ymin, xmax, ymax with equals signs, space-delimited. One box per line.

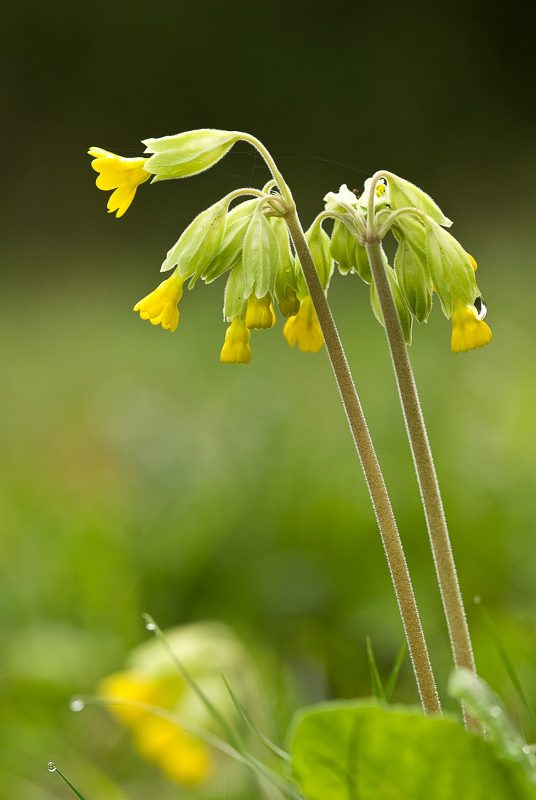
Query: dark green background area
xmin=1 ymin=2 xmax=535 ymax=798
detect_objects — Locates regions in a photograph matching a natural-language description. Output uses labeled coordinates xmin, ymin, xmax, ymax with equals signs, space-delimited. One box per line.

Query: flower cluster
xmin=97 ymin=622 xmax=269 ymax=791
xmin=88 ymin=130 xmax=492 ymax=356
xmin=88 ymin=139 xmax=328 ymax=362
xmin=324 ymin=178 xmax=492 ymax=352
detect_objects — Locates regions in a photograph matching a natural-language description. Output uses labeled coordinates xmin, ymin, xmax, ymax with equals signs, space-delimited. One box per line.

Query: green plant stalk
xmin=283 ymin=207 xmax=440 ymax=715
xmin=364 ymin=237 xmax=478 ymax=729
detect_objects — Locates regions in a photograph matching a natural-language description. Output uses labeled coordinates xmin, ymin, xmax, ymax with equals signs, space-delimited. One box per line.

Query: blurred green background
xmin=2 ymin=0 xmax=535 ymax=797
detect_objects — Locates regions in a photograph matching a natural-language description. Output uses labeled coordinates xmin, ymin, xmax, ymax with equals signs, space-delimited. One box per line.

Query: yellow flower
xmin=88 ymin=146 xmax=151 ymax=218
xmin=283 ymin=296 xmax=324 ymax=353
xmin=245 ymin=294 xmax=276 ymax=329
xmin=451 ymin=300 xmax=492 ymax=353
xmin=134 ymin=270 xmax=185 ymax=332
xmin=97 ymin=671 xmax=165 ymax=725
xmin=278 ymin=287 xmax=300 ymax=318
xmin=220 ymin=318 xmax=252 ymax=364
xmin=159 ymin=730 xmax=214 ymax=785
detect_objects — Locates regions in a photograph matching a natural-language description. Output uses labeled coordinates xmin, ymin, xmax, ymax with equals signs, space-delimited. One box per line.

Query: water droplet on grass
xmin=47 ymin=762 xmax=57 ymax=773
xmin=70 ymin=697 xmax=85 ymax=712
xmin=490 ymin=705 xmax=502 ymax=718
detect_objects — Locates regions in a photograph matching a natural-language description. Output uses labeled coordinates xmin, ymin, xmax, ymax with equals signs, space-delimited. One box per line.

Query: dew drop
xmin=473 ymin=595 xmax=481 ymax=605
xmin=145 ymin=619 xmax=156 ymax=631
xmin=522 ymin=744 xmax=534 ymax=754
xmin=47 ymin=762 xmax=57 ymax=773
xmin=474 ymin=296 xmax=487 ymax=320
xmin=490 ymin=705 xmax=502 ymax=718
xmin=70 ymin=697 xmax=85 ymax=712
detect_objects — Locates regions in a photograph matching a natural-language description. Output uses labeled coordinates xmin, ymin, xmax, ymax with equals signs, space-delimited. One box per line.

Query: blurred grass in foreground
xmin=1 ymin=231 xmax=535 ymax=797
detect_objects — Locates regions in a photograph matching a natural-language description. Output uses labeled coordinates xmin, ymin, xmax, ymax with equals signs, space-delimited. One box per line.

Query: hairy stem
xmin=285 ymin=209 xmax=441 ymax=715
xmin=364 ymin=238 xmax=478 ymax=729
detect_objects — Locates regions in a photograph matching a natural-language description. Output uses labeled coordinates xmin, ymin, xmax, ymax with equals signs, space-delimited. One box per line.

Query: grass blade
xmin=366 ymin=637 xmax=386 ymax=701
xmin=48 ymin=764 xmax=87 ymax=800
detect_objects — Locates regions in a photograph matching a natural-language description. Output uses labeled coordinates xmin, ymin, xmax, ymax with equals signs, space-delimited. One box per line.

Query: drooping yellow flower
xmin=451 ymin=300 xmax=492 ymax=353
xmin=220 ymin=318 xmax=252 ymax=364
xmin=245 ymin=294 xmax=276 ymax=329
xmin=134 ymin=270 xmax=185 ymax=332
xmin=88 ymin=147 xmax=151 ymax=218
xmin=283 ymin=295 xmax=324 ymax=353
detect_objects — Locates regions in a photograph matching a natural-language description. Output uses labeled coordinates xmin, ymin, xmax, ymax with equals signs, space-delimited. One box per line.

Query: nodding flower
xmin=451 ymin=299 xmax=492 ymax=353
xmin=245 ymin=294 xmax=276 ymax=329
xmin=220 ymin=318 xmax=252 ymax=364
xmin=88 ymin=147 xmax=151 ymax=217
xmin=133 ymin=270 xmax=184 ymax=332
xmin=283 ymin=296 xmax=324 ymax=353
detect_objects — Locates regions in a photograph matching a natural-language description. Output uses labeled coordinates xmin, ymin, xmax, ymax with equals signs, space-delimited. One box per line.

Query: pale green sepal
xmin=223 ymin=260 xmax=247 ymax=321
xmin=272 ymin=218 xmax=297 ymax=302
xmin=330 ymin=219 xmax=371 ymax=283
xmin=242 ymin=205 xmax=279 ymax=299
xmin=202 ymin=199 xmax=257 ymax=284
xmin=387 ymin=173 xmax=452 ymax=227
xmin=370 ymin=262 xmax=413 ymax=345
xmin=143 ymin=129 xmax=240 ymax=181
xmin=161 ymin=201 xmax=228 ymax=288
xmin=324 ymin=184 xmax=359 ymax=214
xmin=358 ymin=177 xmax=391 ymax=214
xmin=425 ymin=220 xmax=477 ymax=317
xmin=305 ymin=219 xmax=333 ymax=290
xmin=393 ymin=219 xmax=433 ymax=323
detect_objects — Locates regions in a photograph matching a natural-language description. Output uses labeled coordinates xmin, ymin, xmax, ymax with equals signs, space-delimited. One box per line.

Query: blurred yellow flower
xmin=451 ymin=300 xmax=492 ymax=353
xmin=88 ymin=146 xmax=151 ymax=218
xmin=134 ymin=270 xmax=184 ymax=332
xmin=245 ymin=294 xmax=276 ymax=329
xmin=220 ymin=318 xmax=252 ymax=364
xmin=283 ymin=296 xmax=324 ymax=353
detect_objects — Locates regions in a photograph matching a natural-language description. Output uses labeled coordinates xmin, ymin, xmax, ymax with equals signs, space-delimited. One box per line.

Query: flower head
xmin=220 ymin=318 xmax=252 ymax=364
xmin=283 ymin=295 xmax=324 ymax=353
xmin=451 ymin=300 xmax=492 ymax=353
xmin=134 ymin=270 xmax=184 ymax=332
xmin=88 ymin=147 xmax=151 ymax=217
xmin=245 ymin=294 xmax=276 ymax=329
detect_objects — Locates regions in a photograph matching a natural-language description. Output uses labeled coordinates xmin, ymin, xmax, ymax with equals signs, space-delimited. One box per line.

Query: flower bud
xmin=302 ymin=219 xmax=334 ymax=290
xmin=143 ymin=129 xmax=240 ymax=181
xmin=370 ymin=260 xmax=413 ymax=345
xmin=392 ymin=216 xmax=433 ymax=323
xmin=220 ymin=318 xmax=252 ymax=364
xmin=330 ymin=219 xmax=371 ymax=283
xmin=242 ymin=204 xmax=279 ymax=299
xmin=161 ymin=200 xmax=228 ymax=286
xmin=203 ymin=199 xmax=257 ymax=284
xmin=245 ymin=294 xmax=276 ymax=329
xmin=278 ymin=286 xmax=300 ymax=317
xmin=425 ymin=220 xmax=477 ymax=317
xmin=223 ymin=262 xmax=247 ymax=321
xmin=383 ymin=173 xmax=452 ymax=227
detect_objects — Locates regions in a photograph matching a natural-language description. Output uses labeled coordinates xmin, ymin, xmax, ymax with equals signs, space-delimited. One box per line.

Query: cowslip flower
xmin=283 ymin=296 xmax=324 ymax=353
xmin=88 ymin=147 xmax=151 ymax=218
xmin=133 ymin=270 xmax=184 ymax=332
xmin=451 ymin=299 xmax=492 ymax=353
xmin=220 ymin=317 xmax=252 ymax=364
xmin=98 ymin=671 xmax=212 ymax=786
xmin=245 ymin=294 xmax=276 ymax=329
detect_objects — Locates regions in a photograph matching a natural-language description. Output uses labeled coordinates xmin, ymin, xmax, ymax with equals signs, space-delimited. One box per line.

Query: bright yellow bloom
xmin=220 ymin=318 xmax=252 ymax=364
xmin=134 ymin=270 xmax=184 ymax=332
xmin=245 ymin=294 xmax=276 ymax=329
xmin=97 ymin=671 xmax=166 ymax=725
xmin=451 ymin=300 xmax=492 ymax=353
xmin=159 ymin=730 xmax=214 ymax=785
xmin=88 ymin=146 xmax=151 ymax=218
xmin=283 ymin=296 xmax=324 ymax=353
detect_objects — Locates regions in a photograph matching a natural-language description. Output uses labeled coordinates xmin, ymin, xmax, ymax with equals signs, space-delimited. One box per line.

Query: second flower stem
xmin=364 ymin=239 xmax=478 ymax=729
xmin=285 ymin=209 xmax=441 ymax=715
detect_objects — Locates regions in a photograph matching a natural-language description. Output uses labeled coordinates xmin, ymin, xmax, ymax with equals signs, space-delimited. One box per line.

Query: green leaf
xmin=223 ymin=261 xmax=247 ymax=320
xmin=425 ymin=220 xmax=477 ymax=317
xmin=387 ymin=173 xmax=452 ymax=227
xmin=290 ymin=701 xmax=536 ymax=800
xmin=161 ymin=201 xmax=228 ymax=286
xmin=143 ymin=129 xmax=240 ymax=181
xmin=203 ymin=199 xmax=257 ymax=284
xmin=242 ymin=205 xmax=279 ymax=299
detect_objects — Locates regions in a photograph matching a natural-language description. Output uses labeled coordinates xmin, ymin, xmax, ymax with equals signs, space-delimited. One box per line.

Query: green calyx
xmin=143 ymin=129 xmax=241 ymax=181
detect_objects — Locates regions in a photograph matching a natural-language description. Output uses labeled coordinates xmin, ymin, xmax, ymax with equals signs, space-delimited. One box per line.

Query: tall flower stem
xmin=283 ymin=208 xmax=441 ymax=715
xmin=364 ymin=237 xmax=478 ymax=729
